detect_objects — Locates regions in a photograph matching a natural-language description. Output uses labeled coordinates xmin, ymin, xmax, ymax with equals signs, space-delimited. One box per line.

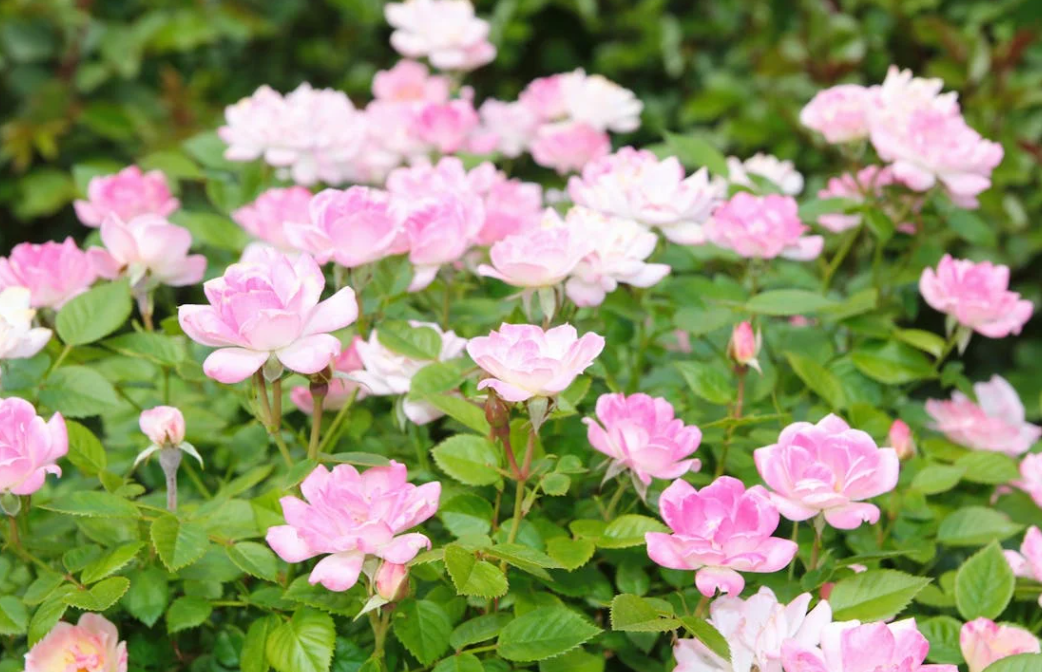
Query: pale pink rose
xmin=24 ymin=613 xmax=127 ymax=672
xmin=726 ymin=154 xmax=805 ymax=196
xmin=754 ymin=414 xmax=900 ymax=530
xmin=478 ymin=99 xmax=539 ymax=158
xmin=1005 ymin=526 xmax=1042 ymax=607
xmin=466 ymin=323 xmax=604 ymax=402
xmin=474 ymin=175 xmax=543 ymax=246
xmin=646 ymin=476 xmax=798 ymax=597
xmin=559 ymin=69 xmax=643 ymax=133
xmin=372 ymin=59 xmax=450 ymax=103
xmin=799 ymin=84 xmax=872 ymax=144
xmin=385 ymin=0 xmax=496 ymax=71
xmin=816 ymin=166 xmax=902 ymax=233
xmin=563 ymin=209 xmax=670 ymax=307
xmin=219 ymin=85 xmax=287 ymax=162
xmin=960 ymin=618 xmax=1040 ymax=672
xmin=478 ymin=210 xmax=593 ymax=289
xmin=73 ymin=165 xmax=179 ymax=228
xmin=265 ymin=461 xmax=440 ymax=591
xmin=357 ymin=101 xmax=428 ymax=178
xmin=292 ymin=337 xmax=368 ymax=415
xmin=400 ymin=193 xmax=483 ymax=291
xmin=889 ymin=419 xmax=915 ymax=460
xmin=869 ymin=66 xmax=961 ymax=122
xmin=519 ymin=75 xmax=567 ymax=121
xmin=387 ymin=155 xmax=472 ymax=195
xmin=415 ymin=98 xmax=483 ymax=154
xmin=781 ymin=619 xmax=957 ymax=672
xmin=349 ymin=322 xmax=467 ymax=425
xmin=925 ymin=375 xmax=1040 ymax=456
xmin=0 ymin=238 xmax=100 ymax=309
xmin=139 ymin=406 xmax=185 ymax=446
xmin=919 ymin=255 xmax=1032 ymax=339
xmin=530 ymin=121 xmax=611 ymax=174
xmin=177 ymin=248 xmax=357 ymax=384
xmin=675 ymin=587 xmax=832 ymax=672
xmin=232 ymin=187 xmax=313 ymax=252
xmin=0 ymin=397 xmax=66 ymax=496
xmin=1014 ymin=454 xmax=1042 ymax=509
xmin=568 ymin=147 xmax=721 ymax=244
xmin=375 ymin=561 xmax=410 ymax=601
xmin=584 ymin=392 xmax=701 ymax=487
xmin=286 ymin=186 xmax=402 ymax=268
xmin=705 ymin=193 xmax=823 ymax=261
xmin=0 ymin=287 xmax=52 ymax=363
xmin=89 ymin=215 xmax=206 ymax=289
xmin=728 ymin=321 xmax=762 ymax=372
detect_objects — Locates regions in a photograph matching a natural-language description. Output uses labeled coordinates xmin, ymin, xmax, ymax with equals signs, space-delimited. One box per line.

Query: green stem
xmin=506 ymin=480 xmax=526 ymax=545
xmin=694 ymin=594 xmax=710 ymax=618
xmin=271 ymin=378 xmax=283 ymax=430
xmin=317 ymin=389 xmax=358 ymax=456
xmin=307 ymin=392 xmax=325 ymax=462
xmin=45 ymin=344 xmax=73 ymax=380
xmin=603 ymin=478 xmax=628 ymax=521
xmin=256 ymin=372 xmax=292 ymax=467
xmin=933 ymin=329 xmax=961 ymax=373
xmin=715 ymin=368 xmax=746 ymax=477
xmin=809 ymin=515 xmax=825 ymax=571
xmin=821 ymin=227 xmax=860 ymax=291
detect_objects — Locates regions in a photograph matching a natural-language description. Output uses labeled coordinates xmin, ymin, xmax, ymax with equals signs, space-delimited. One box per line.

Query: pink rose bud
xmin=139 ymin=406 xmax=186 ymax=446
xmin=25 ymin=613 xmax=127 ymax=672
xmin=73 ymin=165 xmax=179 ymax=228
xmin=920 ymin=255 xmax=1033 ymax=339
xmin=375 ymin=561 xmax=410 ymax=601
xmin=0 ymin=398 xmax=66 ymax=497
xmin=888 ymin=419 xmax=915 ymax=460
xmin=782 ymin=619 xmax=957 ymax=672
xmin=925 ymin=375 xmax=1041 ymax=457
xmin=727 ymin=321 xmax=762 ymax=373
xmin=960 ymin=618 xmax=1041 ymax=672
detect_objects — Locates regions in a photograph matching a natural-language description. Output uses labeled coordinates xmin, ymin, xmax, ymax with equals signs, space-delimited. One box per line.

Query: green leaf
xmin=918 ymin=616 xmax=965 ymax=665
xmin=432 ymin=653 xmax=484 ymax=672
xmin=167 ymin=596 xmax=213 ymax=633
xmin=863 ymin=208 xmax=895 ymax=243
xmin=599 ymin=515 xmax=668 ymax=549
xmin=798 ymin=197 xmax=858 ymax=221
xmin=955 ymin=452 xmax=1020 ymax=485
xmin=498 ymin=606 xmax=602 ymax=662
xmin=227 ymin=541 xmax=280 ymax=582
xmin=29 ymin=590 xmax=72 ymax=645
xmin=56 ymin=280 xmax=132 ymax=345
xmin=42 ymin=491 xmax=138 ymax=518
xmin=151 ymin=514 xmax=210 ymax=571
xmin=392 ymin=599 xmax=452 ymax=666
xmin=541 ymin=473 xmax=570 ymax=495
xmin=745 ymin=290 xmax=837 ymax=316
xmin=424 ymin=396 xmax=491 ymax=435
xmin=63 ymin=576 xmax=131 ymax=611
xmin=828 ymin=570 xmax=931 ymax=621
xmin=103 ymin=332 xmax=186 ymax=366
xmin=663 ymin=132 xmax=728 ymax=176
xmin=243 ymin=615 xmax=280 ymax=672
xmin=283 ymin=576 xmax=363 ymax=617
xmin=955 ymin=542 xmax=1015 ymax=620
xmin=609 ymin=594 xmax=679 ymax=632
xmin=182 ymin=130 xmax=241 ymax=170
xmin=676 ymin=361 xmax=733 ymax=405
xmin=679 ymin=616 xmax=731 ymax=662
xmin=911 ymin=464 xmax=966 ymax=495
xmin=893 ymin=329 xmax=946 ymax=358
xmin=81 ymin=541 xmax=145 ymax=584
xmin=449 ymin=613 xmax=513 ymax=650
xmin=785 ymin=351 xmax=847 ymax=409
xmin=444 ymin=545 xmax=509 ymax=598
xmin=267 ymin=609 xmax=336 ymax=672
xmin=39 ymin=366 xmax=122 ymax=418
xmin=439 ymin=494 xmax=494 ymax=537
xmin=377 ymin=322 xmax=442 ymax=360
xmin=938 ymin=507 xmax=1023 ymax=547
xmin=170 ymin=211 xmax=250 ymax=252
xmin=538 ymin=649 xmax=605 ymax=672
xmin=673 ymin=305 xmax=737 ymax=337
xmin=948 ymin=209 xmax=997 ymax=248
xmin=546 ymin=538 xmax=596 ymax=571
xmin=0 ymin=596 xmax=28 ymax=636
xmin=851 ymin=341 xmax=936 ymax=384
xmin=65 ymin=420 xmax=107 ymax=476
xmin=23 ymin=572 xmax=65 ymax=606
xmin=432 ymin=435 xmax=502 ymax=486
xmin=485 ymin=543 xmax=561 ymax=580
xmin=122 ymin=567 xmax=169 ymax=627
xmin=409 ymin=362 xmax=467 ymax=399
xmin=983 ymin=655 xmax=1042 ymax=672
xmin=139 ymin=149 xmax=204 ymax=180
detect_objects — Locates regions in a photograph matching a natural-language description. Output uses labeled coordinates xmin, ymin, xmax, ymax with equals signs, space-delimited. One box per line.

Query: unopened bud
xmin=139 ymin=406 xmax=186 ymax=447
xmin=727 ymin=321 xmax=762 ymax=373
xmin=375 ymin=561 xmax=410 ymax=601
xmin=484 ymin=387 xmax=511 ymax=434
xmin=889 ymin=420 xmax=915 ymax=460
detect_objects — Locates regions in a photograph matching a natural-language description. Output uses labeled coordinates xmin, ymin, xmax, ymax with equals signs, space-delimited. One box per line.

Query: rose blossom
xmin=584 ymin=392 xmax=701 ymax=489
xmin=90 ymin=215 xmax=206 ymax=289
xmin=0 ymin=287 xmax=52 ymax=365
xmin=178 ymin=248 xmax=357 ymax=384
xmin=372 ymin=59 xmax=450 ymax=103
xmin=728 ymin=321 xmax=762 ymax=372
xmin=1005 ymin=526 xmax=1042 ymax=607
xmin=564 ymin=209 xmax=671 ymax=307
xmin=73 ymin=165 xmax=179 ymax=228
xmin=960 ymin=618 xmax=1040 ymax=672
xmin=530 ymin=121 xmax=611 ymax=174
xmin=467 ymin=323 xmax=604 ymax=402
xmin=285 ymin=186 xmax=402 ymax=268
xmin=704 ymin=193 xmax=823 ymax=261
xmin=889 ymin=419 xmax=916 ymax=460
xmin=925 ymin=375 xmax=1040 ymax=456
xmin=726 ymin=154 xmax=805 ymax=196
xmin=479 ymin=209 xmax=594 ymax=289
xmin=781 ymin=619 xmax=957 ymax=672
xmin=754 ymin=414 xmax=900 ymax=530
xmin=139 ymin=406 xmax=186 ymax=446
xmin=479 ymin=99 xmax=539 ymax=158
xmin=519 ymin=74 xmax=567 ymax=120
xmin=474 ymin=174 xmax=543 ymax=246
xmin=674 ymin=587 xmax=832 ymax=672
xmin=24 ymin=613 xmax=127 ymax=672
xmin=799 ymin=84 xmax=872 ymax=144
xmin=385 ymin=0 xmax=496 ymax=71
xmin=1014 ymin=454 xmax=1042 ymax=509
xmin=232 ymin=187 xmax=313 ymax=253
xmin=292 ymin=338 xmax=368 ymax=415
xmin=816 ymin=166 xmax=901 ymax=233
xmin=349 ymin=322 xmax=467 ymax=425
xmin=400 ymin=193 xmax=482 ymax=291
xmin=266 ymin=461 xmax=440 ymax=591
xmin=0 ymin=238 xmax=100 ymax=309
xmin=559 ymin=69 xmax=643 ymax=133
xmin=567 ymin=147 xmax=721 ymax=244
xmin=0 ymin=397 xmax=66 ymax=496
xmin=415 ymin=98 xmax=484 ymax=154
xmin=919 ymin=255 xmax=1033 ymax=339
xmin=646 ymin=476 xmax=798 ymax=597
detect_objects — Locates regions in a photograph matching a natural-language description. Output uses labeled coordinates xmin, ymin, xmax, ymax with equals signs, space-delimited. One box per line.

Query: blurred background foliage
xmin=1 ymin=0 xmax=1041 ymax=395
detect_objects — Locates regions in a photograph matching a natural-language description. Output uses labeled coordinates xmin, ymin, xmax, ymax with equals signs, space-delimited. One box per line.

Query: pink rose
xmin=286 ymin=186 xmax=403 ymax=268
xmin=372 ymin=59 xmax=450 ymax=103
xmin=919 ymin=255 xmax=1032 ymax=339
xmin=888 ymin=419 xmax=916 ymax=460
xmin=781 ymin=619 xmax=956 ymax=672
xmin=232 ymin=186 xmax=313 ymax=252
xmin=73 ymin=165 xmax=179 ymax=228
xmin=559 ymin=69 xmax=643 ymax=133
xmin=178 ymin=248 xmax=357 ymax=384
xmin=25 ymin=613 xmax=127 ymax=672
xmin=727 ymin=321 xmax=762 ymax=372
xmin=265 ymin=461 xmax=440 ymax=591
xmin=0 ymin=287 xmax=52 ymax=364
xmin=816 ymin=166 xmax=904 ymax=233
xmin=960 ymin=618 xmax=1040 ymax=672
xmin=291 ymin=337 xmax=368 ymax=415
xmin=415 ymin=98 xmax=483 ymax=154
xmin=400 ymin=193 xmax=482 ymax=291
xmin=754 ymin=414 xmax=900 ymax=529
xmin=519 ymin=74 xmax=567 ymax=120
xmin=584 ymin=392 xmax=701 ymax=488
xmin=0 ymin=397 xmax=66 ymax=496
xmin=90 ymin=215 xmax=206 ymax=289
xmin=1014 ymin=454 xmax=1042 ymax=509
xmin=466 ymin=323 xmax=604 ymax=402
xmin=478 ymin=99 xmax=539 ymax=158
xmin=478 ymin=210 xmax=593 ymax=289
xmin=925 ymin=375 xmax=1040 ymax=456
xmin=705 ymin=193 xmax=823 ymax=260
xmin=139 ymin=406 xmax=186 ymax=446
xmin=799 ymin=84 xmax=872 ymax=144
xmin=475 ymin=176 xmax=543 ymax=246
xmin=1005 ymin=526 xmax=1042 ymax=607
xmin=385 ymin=0 xmax=496 ymax=71
xmin=0 ymin=238 xmax=100 ymax=309
xmin=646 ymin=476 xmax=798 ymax=597
xmin=530 ymin=121 xmax=611 ymax=174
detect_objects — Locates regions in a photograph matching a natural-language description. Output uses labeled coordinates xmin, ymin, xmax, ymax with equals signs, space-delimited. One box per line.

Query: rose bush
xmin=0 ymin=2 xmax=1040 ymax=672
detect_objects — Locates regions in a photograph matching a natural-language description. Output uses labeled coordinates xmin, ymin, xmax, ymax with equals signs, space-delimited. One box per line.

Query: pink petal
xmin=308 ymin=551 xmax=365 ymax=591
xmin=203 ymin=347 xmax=269 ymax=384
